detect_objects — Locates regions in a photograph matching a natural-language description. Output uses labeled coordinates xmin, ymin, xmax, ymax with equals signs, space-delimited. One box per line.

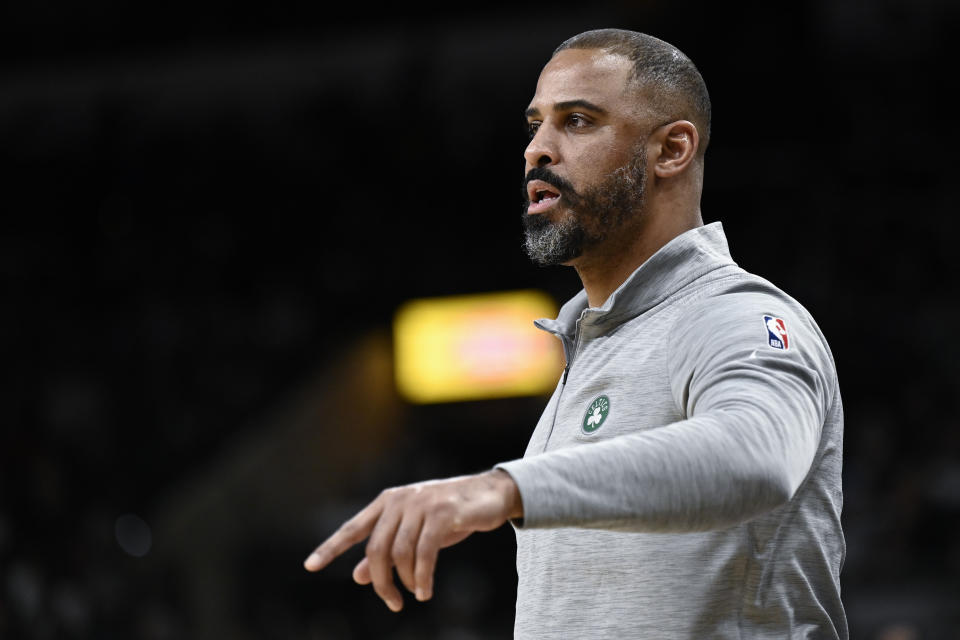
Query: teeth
xmin=530 ymin=186 xmax=559 ymax=204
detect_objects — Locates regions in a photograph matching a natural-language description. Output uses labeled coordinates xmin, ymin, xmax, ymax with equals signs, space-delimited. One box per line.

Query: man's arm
xmin=497 ymin=292 xmax=835 ymax=531
xmin=305 ymin=293 xmax=834 ymax=608
xmin=303 ymin=469 xmax=522 ymax=612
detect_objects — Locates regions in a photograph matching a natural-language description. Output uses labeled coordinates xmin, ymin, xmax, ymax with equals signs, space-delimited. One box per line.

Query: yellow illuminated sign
xmin=394 ymin=290 xmax=564 ymax=403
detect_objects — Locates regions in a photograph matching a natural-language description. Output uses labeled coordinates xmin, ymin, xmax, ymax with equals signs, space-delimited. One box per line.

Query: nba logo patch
xmin=763 ymin=315 xmax=789 ymax=350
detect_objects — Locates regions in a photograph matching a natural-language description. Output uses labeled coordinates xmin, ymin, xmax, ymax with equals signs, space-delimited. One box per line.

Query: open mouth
xmin=526 ymin=179 xmax=562 ymax=214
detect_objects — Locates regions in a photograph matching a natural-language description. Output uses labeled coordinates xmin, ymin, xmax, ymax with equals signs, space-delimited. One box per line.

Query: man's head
xmin=522 ymin=29 xmax=711 ymax=267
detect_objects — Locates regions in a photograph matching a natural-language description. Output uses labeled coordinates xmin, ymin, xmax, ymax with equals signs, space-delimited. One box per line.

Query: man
xmin=305 ymin=28 xmax=847 ymax=638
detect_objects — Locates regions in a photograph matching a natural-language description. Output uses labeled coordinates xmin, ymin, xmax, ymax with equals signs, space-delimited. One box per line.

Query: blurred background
xmin=2 ymin=0 xmax=958 ymax=638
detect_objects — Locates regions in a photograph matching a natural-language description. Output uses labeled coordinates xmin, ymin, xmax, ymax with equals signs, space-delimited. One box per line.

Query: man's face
xmin=522 ymin=48 xmax=650 ymax=266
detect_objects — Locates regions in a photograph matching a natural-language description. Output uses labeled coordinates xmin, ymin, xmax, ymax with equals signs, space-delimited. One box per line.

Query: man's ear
xmin=652 ymin=120 xmax=699 ymax=178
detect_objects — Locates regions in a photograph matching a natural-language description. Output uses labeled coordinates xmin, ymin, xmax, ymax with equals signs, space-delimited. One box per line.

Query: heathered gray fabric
xmin=496 ymin=222 xmax=846 ymax=639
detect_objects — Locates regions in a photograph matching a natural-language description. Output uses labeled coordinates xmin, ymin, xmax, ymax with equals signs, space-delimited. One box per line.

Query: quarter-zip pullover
xmin=496 ymin=222 xmax=847 ymax=639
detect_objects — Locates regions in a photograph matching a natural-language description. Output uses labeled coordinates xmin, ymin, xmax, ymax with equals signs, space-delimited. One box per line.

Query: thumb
xmin=352 ymin=557 xmax=372 ymax=585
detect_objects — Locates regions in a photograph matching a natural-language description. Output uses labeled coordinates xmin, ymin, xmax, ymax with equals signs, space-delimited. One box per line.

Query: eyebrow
xmin=524 ymin=99 xmax=608 ymax=119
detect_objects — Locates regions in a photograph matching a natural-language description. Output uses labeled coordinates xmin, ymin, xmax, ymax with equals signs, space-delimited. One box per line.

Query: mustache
xmin=522 ymin=167 xmax=576 ymax=202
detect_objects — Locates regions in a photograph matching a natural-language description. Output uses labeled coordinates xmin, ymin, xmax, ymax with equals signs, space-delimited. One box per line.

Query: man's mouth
xmin=526 ymin=179 xmax=562 ymax=214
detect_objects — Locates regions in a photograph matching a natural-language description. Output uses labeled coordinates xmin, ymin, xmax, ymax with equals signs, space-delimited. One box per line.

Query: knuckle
xmin=425 ymin=494 xmax=447 ymax=513
xmin=381 ymin=486 xmax=404 ymax=501
xmin=416 ymin=545 xmax=435 ymax=564
xmin=392 ymin=541 xmax=412 ymax=562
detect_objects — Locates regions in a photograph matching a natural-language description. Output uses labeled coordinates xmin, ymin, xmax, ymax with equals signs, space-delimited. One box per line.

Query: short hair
xmin=554 ymin=29 xmax=712 ymax=156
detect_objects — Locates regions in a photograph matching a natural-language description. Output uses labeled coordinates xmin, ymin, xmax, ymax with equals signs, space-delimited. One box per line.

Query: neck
xmin=573 ymin=206 xmax=703 ymax=308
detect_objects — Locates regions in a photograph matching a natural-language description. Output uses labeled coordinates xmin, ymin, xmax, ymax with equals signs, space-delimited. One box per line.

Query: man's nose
xmin=523 ymin=127 xmax=557 ymax=170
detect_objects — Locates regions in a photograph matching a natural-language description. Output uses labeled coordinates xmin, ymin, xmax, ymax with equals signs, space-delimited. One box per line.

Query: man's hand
xmin=303 ymin=469 xmax=523 ymax=612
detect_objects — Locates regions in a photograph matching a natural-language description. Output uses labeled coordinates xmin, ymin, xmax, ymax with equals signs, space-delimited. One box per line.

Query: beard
xmin=521 ymin=147 xmax=647 ymax=266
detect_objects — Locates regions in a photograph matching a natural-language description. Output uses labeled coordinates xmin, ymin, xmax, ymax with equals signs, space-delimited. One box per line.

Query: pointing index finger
xmin=304 ymin=500 xmax=384 ymax=572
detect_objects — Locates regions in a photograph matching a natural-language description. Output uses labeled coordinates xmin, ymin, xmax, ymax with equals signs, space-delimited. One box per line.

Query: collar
xmin=535 ymin=222 xmax=736 ymax=339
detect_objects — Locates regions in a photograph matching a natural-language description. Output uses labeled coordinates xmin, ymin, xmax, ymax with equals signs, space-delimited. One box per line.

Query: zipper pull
xmin=562 ymin=365 xmax=570 ymax=385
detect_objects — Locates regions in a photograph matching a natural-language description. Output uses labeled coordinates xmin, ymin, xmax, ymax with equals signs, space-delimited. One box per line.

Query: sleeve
xmin=495 ymin=291 xmax=836 ymax=532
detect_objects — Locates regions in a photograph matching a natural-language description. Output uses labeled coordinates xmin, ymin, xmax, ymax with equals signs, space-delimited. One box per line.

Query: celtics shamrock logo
xmin=581 ymin=395 xmax=610 ymax=434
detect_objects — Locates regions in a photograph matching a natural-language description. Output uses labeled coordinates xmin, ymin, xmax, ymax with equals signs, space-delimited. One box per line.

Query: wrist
xmin=488 ymin=469 xmax=524 ymax=520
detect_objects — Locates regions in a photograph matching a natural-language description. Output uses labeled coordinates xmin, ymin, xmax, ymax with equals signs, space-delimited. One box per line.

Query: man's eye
xmin=527 ymin=122 xmax=541 ymax=139
xmin=567 ymin=114 xmax=590 ymax=128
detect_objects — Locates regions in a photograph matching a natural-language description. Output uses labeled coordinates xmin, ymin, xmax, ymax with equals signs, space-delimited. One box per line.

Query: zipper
xmin=541 ymin=317 xmax=584 ymax=453
xmin=541 ymin=365 xmax=568 ymax=453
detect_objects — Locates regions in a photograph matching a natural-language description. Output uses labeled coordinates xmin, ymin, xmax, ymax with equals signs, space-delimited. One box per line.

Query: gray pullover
xmin=496 ymin=223 xmax=846 ymax=639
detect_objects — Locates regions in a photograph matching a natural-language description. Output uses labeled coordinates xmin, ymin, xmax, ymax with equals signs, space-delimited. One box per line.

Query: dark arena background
xmin=2 ymin=1 xmax=959 ymax=638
